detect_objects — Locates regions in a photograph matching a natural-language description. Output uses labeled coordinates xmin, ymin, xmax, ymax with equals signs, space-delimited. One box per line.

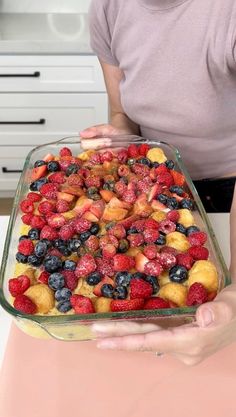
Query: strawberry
xmin=156 ymin=172 xmax=174 ymax=188
xmin=74 ymin=218 xmax=92 ymax=233
xmin=143 ymin=244 xmax=158 ymax=260
xmin=155 ymin=164 xmax=168 ymax=175
xmin=38 ymin=271 xmax=50 ymax=284
xmin=130 ymin=278 xmax=153 ymax=299
xmin=27 ymin=192 xmax=42 ymax=203
xmin=40 ymin=225 xmax=59 ymax=240
xmin=18 ymin=240 xmax=34 ymax=256
xmin=40 ymin=183 xmax=59 ymax=200
xmin=9 ymin=275 xmax=31 ymax=297
xmin=159 ymin=219 xmax=176 ymax=234
xmin=147 ymin=184 xmax=163 ymax=202
xmin=171 ymin=170 xmax=186 ymax=186
xmin=113 ymin=254 xmax=135 ymax=272
xmin=31 ymin=165 xmax=47 ymax=181
xmin=75 ymin=254 xmax=97 ymax=278
xmin=127 ymin=233 xmax=144 ymax=247
xmin=139 ymin=143 xmax=150 ymax=156
xmin=72 ymin=296 xmax=95 ymax=314
xmin=143 ymin=229 xmax=159 ymax=244
xmin=111 ymin=298 xmax=145 ymax=312
xmin=13 ymin=294 xmax=37 ymax=314
xmin=166 ymin=210 xmax=180 ymax=223
xmin=59 ymin=147 xmax=72 ymax=157
xmin=118 ymin=215 xmax=139 ymax=230
xmin=20 ymin=199 xmax=34 ymax=213
xmin=176 ymin=253 xmax=194 ymax=270
xmin=62 ymin=271 xmax=78 ymax=291
xmin=58 ymin=224 xmax=75 ymax=240
xmin=186 ymin=282 xmax=208 ymax=306
xmin=127 ymin=144 xmax=139 ymax=158
xmin=188 ymin=246 xmax=209 ymax=260
xmin=144 ymin=297 xmax=170 ymax=309
xmin=135 ymin=253 xmax=149 ymax=273
xmin=188 ymin=231 xmax=207 ymax=246
xmin=93 ymin=277 xmax=114 ymax=296
xmin=38 ymin=200 xmax=56 ymax=214
xmin=48 ymin=172 xmax=66 ymax=184
xmin=144 ymin=260 xmax=163 ymax=276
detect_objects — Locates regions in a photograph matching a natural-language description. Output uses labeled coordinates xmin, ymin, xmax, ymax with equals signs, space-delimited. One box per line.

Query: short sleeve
xmin=89 ymin=0 xmax=119 ymax=66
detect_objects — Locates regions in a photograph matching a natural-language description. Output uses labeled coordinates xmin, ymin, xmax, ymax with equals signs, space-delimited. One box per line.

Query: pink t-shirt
xmin=89 ymin=0 xmax=236 ymax=179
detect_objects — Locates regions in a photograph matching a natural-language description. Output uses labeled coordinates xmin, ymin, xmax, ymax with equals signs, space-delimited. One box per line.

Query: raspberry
xmin=99 ymin=235 xmax=119 ymax=249
xmin=74 ymin=218 xmax=92 ymax=233
xmin=38 ymin=271 xmax=50 ymax=284
xmin=100 ymin=150 xmax=113 ymax=162
xmin=159 ymin=219 xmax=176 ymax=234
xmin=127 ymin=144 xmax=139 ymax=158
xmin=96 ymin=257 xmax=114 ymax=277
xmin=159 ymin=252 xmax=177 ymax=269
xmin=38 ymin=201 xmax=56 ymax=215
xmin=127 ymin=233 xmax=144 ymax=247
xmin=85 ymin=235 xmax=100 ymax=251
xmin=176 ymin=253 xmax=194 ymax=270
xmin=143 ymin=229 xmax=160 ymax=244
xmin=27 ymin=192 xmax=42 ymax=202
xmin=18 ymin=239 xmax=34 ymax=256
xmin=9 ymin=275 xmax=31 ymax=297
xmin=62 ymin=270 xmax=78 ymax=291
xmin=188 ymin=231 xmax=207 ymax=246
xmin=70 ymin=294 xmax=83 ymax=308
xmin=59 ymin=147 xmax=72 ymax=157
xmin=132 ymin=163 xmax=150 ymax=178
xmin=102 ymin=244 xmax=117 ymax=259
xmin=20 ymin=199 xmax=34 ymax=213
xmin=117 ymin=149 xmax=128 ymax=163
xmin=166 ymin=210 xmax=180 ymax=223
xmin=137 ymin=177 xmax=153 ymax=193
xmin=40 ymin=183 xmax=59 ymax=200
xmin=21 ymin=213 xmax=33 ymax=225
xmin=144 ymin=260 xmax=163 ymax=276
xmin=139 ymin=143 xmax=150 ymax=156
xmin=122 ymin=190 xmax=136 ymax=204
xmin=145 ymin=218 xmax=159 ymax=229
xmin=114 ymin=180 xmax=127 ymax=196
xmin=48 ymin=172 xmax=66 ymax=184
xmin=47 ymin=214 xmax=66 ymax=229
xmin=188 ymin=246 xmax=209 ymax=260
xmin=88 ymin=153 xmax=101 ymax=165
xmin=160 ymin=246 xmax=178 ymax=256
xmin=186 ymin=282 xmax=208 ymax=306
xmin=72 ymin=295 xmax=95 ymax=314
xmin=40 ymin=225 xmax=59 ymax=240
xmin=85 ymin=175 xmax=101 ymax=188
xmin=68 ymin=174 xmax=84 ymax=187
xmin=156 ymin=172 xmax=174 ymax=187
xmin=48 ymin=248 xmax=62 ymax=257
xmin=111 ymin=298 xmax=145 ymax=312
xmin=118 ymin=164 xmax=130 ymax=177
xmin=155 ymin=164 xmax=168 ymax=175
xmin=108 ymin=224 xmax=126 ymax=239
xmin=59 ymin=159 xmax=72 ymax=172
xmin=130 ymin=278 xmax=153 ymax=299
xmin=31 ymin=215 xmax=47 ymax=230
xmin=56 ymin=199 xmax=70 ymax=213
xmin=143 ymin=244 xmax=158 ymax=260
xmin=75 ymin=254 xmax=97 ymax=278
xmin=132 ymin=219 xmax=146 ymax=232
xmin=113 ymin=254 xmax=135 ymax=272
xmin=144 ymin=297 xmax=170 ymax=309
xmin=58 ymin=224 xmax=75 ymax=240
xmin=13 ymin=294 xmax=37 ymax=314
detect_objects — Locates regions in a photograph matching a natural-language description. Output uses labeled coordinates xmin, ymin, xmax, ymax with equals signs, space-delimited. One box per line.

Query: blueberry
xmin=68 ymin=239 xmax=81 ymax=252
xmin=101 ymin=284 xmax=114 ymax=298
xmin=16 ymin=252 xmax=28 ymax=263
xmin=19 ymin=235 xmax=29 ymax=241
xmin=152 ymin=162 xmax=160 ymax=168
xmin=176 ymin=223 xmax=187 ymax=235
xmin=169 ymin=185 xmax=184 ymax=196
xmin=55 ymin=287 xmax=72 ymax=302
xmin=115 ymin=271 xmax=132 ymax=287
xmin=48 ymin=272 xmax=65 ymax=290
xmin=80 ymin=231 xmax=91 ymax=242
xmin=118 ymin=239 xmax=129 ymax=253
xmin=40 ymin=238 xmax=52 ymax=249
xmin=63 ymin=260 xmax=76 ymax=271
xmin=105 ymin=222 xmax=116 ymax=231
xmin=34 ymin=160 xmax=46 ymax=168
xmin=28 ymin=228 xmax=40 ymax=240
xmin=65 ymin=163 xmax=79 ymax=176
xmin=157 ymin=194 xmax=168 ymax=204
xmin=87 ymin=186 xmax=99 ymax=197
xmin=47 ymin=161 xmax=60 ymax=172
xmin=169 ymin=265 xmax=188 ymax=283
xmin=186 ymin=226 xmax=200 ymax=236
xmin=93 ymin=249 xmax=103 ymax=258
xmin=89 ymin=223 xmax=100 ymax=235
xmin=86 ymin=272 xmax=102 ymax=286
xmin=155 ymin=234 xmax=166 ymax=245
xmin=113 ymin=286 xmax=128 ymax=300
xmin=28 ymin=254 xmax=43 ymax=267
xmin=53 ymin=239 xmax=65 ymax=248
xmin=139 ymin=157 xmax=151 ymax=166
xmin=166 ymin=197 xmax=179 ymax=210
xmin=34 ymin=241 xmax=48 ymax=258
xmin=132 ymin=272 xmax=146 ymax=279
xmin=58 ymin=245 xmax=72 ymax=257
xmin=127 ymin=158 xmax=136 ymax=166
xmin=29 ymin=177 xmax=48 ymax=192
xmin=165 ymin=160 xmax=175 ymax=170
xmin=57 ymin=300 xmax=72 ymax=313
xmin=180 ymin=198 xmax=194 ymax=210
xmin=103 ymin=180 xmax=115 ymax=191
xmin=127 ymin=227 xmax=138 ymax=234
xmin=145 ymin=275 xmax=159 ymax=294
xmin=44 ymin=255 xmax=63 ymax=273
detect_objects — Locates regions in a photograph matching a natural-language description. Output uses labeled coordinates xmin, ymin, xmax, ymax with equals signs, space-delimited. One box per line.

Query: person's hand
xmin=91 ymin=283 xmax=236 ymax=365
xmin=80 ymin=123 xmax=133 ymax=150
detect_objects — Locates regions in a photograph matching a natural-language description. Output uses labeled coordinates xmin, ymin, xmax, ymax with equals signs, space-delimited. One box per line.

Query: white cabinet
xmin=0 ymin=55 xmax=108 ymax=196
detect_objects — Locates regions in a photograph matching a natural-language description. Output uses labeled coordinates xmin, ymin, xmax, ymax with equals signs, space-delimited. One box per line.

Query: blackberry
xmin=34 ymin=240 xmax=48 ymax=258
xmin=180 ymin=198 xmax=194 ymax=210
xmin=57 ymin=301 xmax=72 ymax=313
xmin=165 ymin=160 xmax=175 ymax=170
xmin=65 ymin=164 xmax=79 ymax=177
xmin=86 ymin=272 xmax=102 ymax=286
xmin=101 ymin=284 xmax=114 ymax=298
xmin=169 ymin=185 xmax=184 ymax=196
xmin=55 ymin=287 xmax=72 ymax=302
xmin=28 ymin=254 xmax=43 ymax=267
xmin=113 ymin=286 xmax=128 ymax=300
xmin=145 ymin=275 xmax=159 ymax=294
xmin=34 ymin=160 xmax=46 ymax=168
xmin=47 ymin=161 xmax=60 ymax=172
xmin=28 ymin=228 xmax=40 ymax=240
xmin=157 ymin=194 xmax=168 ymax=204
xmin=89 ymin=223 xmax=100 ymax=235
xmin=169 ymin=265 xmax=188 ymax=283
xmin=186 ymin=226 xmax=200 ymax=236
xmin=48 ymin=273 xmax=65 ymax=291
xmin=115 ymin=271 xmax=132 ymax=287
xmin=176 ymin=223 xmax=187 ymax=235
xmin=16 ymin=252 xmax=28 ymax=264
xmin=44 ymin=255 xmax=63 ymax=273
xmin=63 ymin=260 xmax=76 ymax=271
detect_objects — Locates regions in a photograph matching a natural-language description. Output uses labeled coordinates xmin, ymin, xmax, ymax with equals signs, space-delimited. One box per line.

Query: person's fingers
xmin=196 ymin=284 xmax=236 ymax=328
xmin=80 ymin=124 xmax=119 ymax=138
xmin=91 ymin=321 xmax=162 ymax=337
xmin=80 ymin=137 xmax=112 ymax=150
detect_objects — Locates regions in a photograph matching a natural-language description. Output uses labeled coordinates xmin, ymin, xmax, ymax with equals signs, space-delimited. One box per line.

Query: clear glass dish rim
xmin=0 ymin=135 xmax=231 ymax=324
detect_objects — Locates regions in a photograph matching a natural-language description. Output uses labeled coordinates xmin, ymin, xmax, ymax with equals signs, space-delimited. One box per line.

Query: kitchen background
xmin=0 ymin=0 xmax=107 ymax=213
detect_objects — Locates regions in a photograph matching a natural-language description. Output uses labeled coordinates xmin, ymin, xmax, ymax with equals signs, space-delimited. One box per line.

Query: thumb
xmin=196 ymin=284 xmax=236 ymax=328
xmin=80 ymin=126 xmax=102 ymax=139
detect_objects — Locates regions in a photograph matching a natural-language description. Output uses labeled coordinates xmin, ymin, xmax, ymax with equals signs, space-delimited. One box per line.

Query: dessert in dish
xmin=8 ymin=142 xmax=219 ymax=316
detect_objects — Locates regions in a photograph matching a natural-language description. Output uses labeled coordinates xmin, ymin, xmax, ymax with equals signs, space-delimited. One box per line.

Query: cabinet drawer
xmin=0 ymin=147 xmax=33 ymax=190
xmin=0 ymin=93 xmax=108 ymax=145
xmin=0 ymin=56 xmax=105 ymax=92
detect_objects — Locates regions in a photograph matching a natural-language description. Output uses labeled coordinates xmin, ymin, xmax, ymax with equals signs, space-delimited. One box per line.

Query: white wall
xmin=0 ymin=0 xmax=91 ymax=14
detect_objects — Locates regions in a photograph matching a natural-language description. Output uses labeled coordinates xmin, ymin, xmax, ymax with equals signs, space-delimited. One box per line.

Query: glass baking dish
xmin=0 ymin=135 xmax=231 ymax=340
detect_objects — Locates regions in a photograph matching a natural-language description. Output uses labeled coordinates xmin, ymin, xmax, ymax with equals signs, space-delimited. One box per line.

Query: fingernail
xmin=97 ymin=340 xmax=117 ymax=350
xmin=200 ymin=308 xmax=214 ymax=327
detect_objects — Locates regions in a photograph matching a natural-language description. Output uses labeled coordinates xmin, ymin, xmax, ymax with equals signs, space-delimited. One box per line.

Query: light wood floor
xmin=0 ymin=199 xmax=14 ymax=215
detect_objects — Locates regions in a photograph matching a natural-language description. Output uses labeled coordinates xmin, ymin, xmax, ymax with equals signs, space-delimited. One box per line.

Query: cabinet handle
xmin=0 ymin=118 xmax=46 ymax=125
xmin=0 ymin=71 xmax=40 ymax=78
xmin=2 ymin=167 xmax=23 ymax=174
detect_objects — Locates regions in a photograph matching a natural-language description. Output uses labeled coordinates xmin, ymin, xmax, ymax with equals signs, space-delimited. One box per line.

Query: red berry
xmin=159 ymin=252 xmax=177 ymax=269
xmin=62 ymin=271 xmax=78 ymax=291
xmin=143 ymin=244 xmax=158 ymax=260
xmin=144 ymin=260 xmax=163 ymax=276
xmin=159 ymin=219 xmax=176 ymax=234
xmin=166 ymin=210 xmax=180 ymax=223
xmin=27 ymin=192 xmax=42 ymax=202
xmin=130 ymin=278 xmax=153 ymax=299
xmin=171 ymin=170 xmax=185 ymax=187
xmin=143 ymin=229 xmax=160 ymax=244
xmin=85 ymin=235 xmax=100 ymax=251
xmin=72 ymin=295 xmax=95 ymax=314
xmin=114 ymin=180 xmax=127 ymax=196
xmin=102 ymin=244 xmax=117 ymax=259
xmin=144 ymin=297 xmax=170 ymax=310
xmin=13 ymin=294 xmax=37 ymax=314
xmin=100 ymin=150 xmax=113 ymax=162
xmin=108 ymin=224 xmax=126 ymax=239
xmin=117 ymin=149 xmax=128 ymax=163
xmin=145 ymin=218 xmax=159 ymax=229
xmin=21 ymin=214 xmax=33 ymax=225
xmin=186 ymin=282 xmax=208 ymax=306
xmin=118 ymin=164 xmax=130 ymax=177
xmin=38 ymin=271 xmax=50 ymax=284
xmin=156 ymin=172 xmax=174 ymax=187
xmin=96 ymin=258 xmax=114 ymax=277
xmin=88 ymin=152 xmax=102 ymax=165
xmin=139 ymin=143 xmax=150 ymax=156
xmin=111 ymin=298 xmax=145 ymax=312
xmin=47 ymin=213 xmax=66 ymax=229
xmin=20 ymin=199 xmax=34 ymax=213
xmin=70 ymin=294 xmax=84 ymax=308
xmin=31 ymin=215 xmax=47 ymax=230
xmin=74 ymin=218 xmax=92 ymax=233
xmin=113 ymin=254 xmax=135 ymax=272
xmin=40 ymin=183 xmax=59 ymax=200
xmin=155 ymin=164 xmax=168 ymax=175
xmin=18 ymin=240 xmax=34 ymax=256
xmin=9 ymin=275 xmax=31 ymax=297
xmin=59 ymin=147 xmax=72 ymax=157
xmin=137 ymin=177 xmax=153 ymax=193
xmin=68 ymin=174 xmax=84 ymax=187
xmin=122 ymin=190 xmax=136 ymax=204
xmin=188 ymin=246 xmax=209 ymax=260
xmin=38 ymin=200 xmax=56 ymax=214
xmin=58 ymin=224 xmax=75 ymax=240
xmin=132 ymin=219 xmax=146 ymax=232
xmin=48 ymin=172 xmax=66 ymax=184
xmin=75 ymin=254 xmax=97 ymax=278
xmin=160 ymin=246 xmax=178 ymax=256
xmin=127 ymin=233 xmax=144 ymax=247
xmin=40 ymin=225 xmax=59 ymax=240
xmin=132 ymin=163 xmax=150 ymax=178
xmin=56 ymin=200 xmax=70 ymax=213
xmin=127 ymin=144 xmax=139 ymax=158
xmin=188 ymin=231 xmax=207 ymax=246
xmin=85 ymin=175 xmax=101 ymax=188
xmin=176 ymin=253 xmax=194 ymax=270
